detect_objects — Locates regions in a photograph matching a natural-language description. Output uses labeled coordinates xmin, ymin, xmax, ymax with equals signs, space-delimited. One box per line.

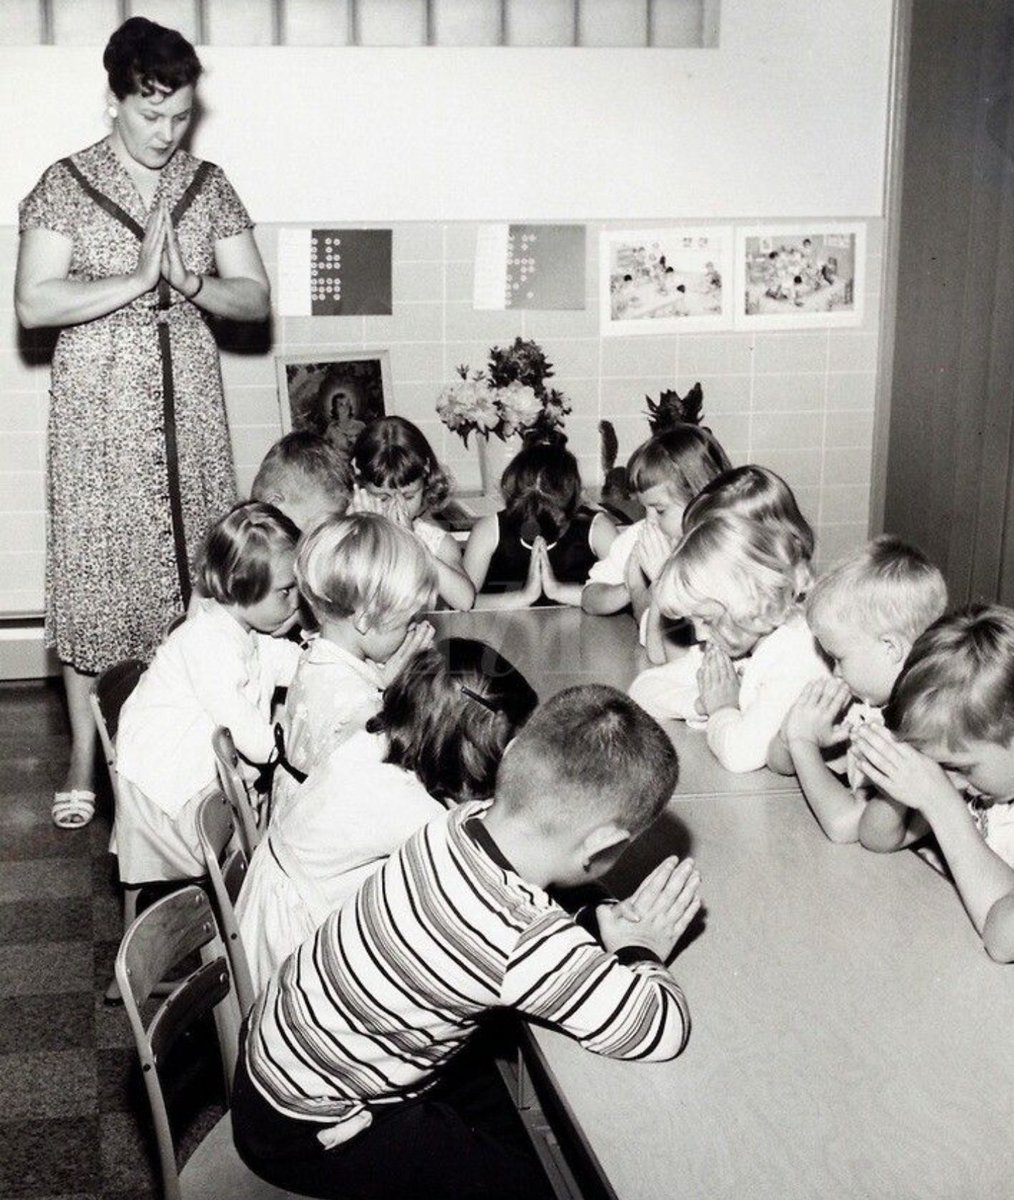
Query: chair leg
xmin=104 ymin=886 xmax=142 ymax=1004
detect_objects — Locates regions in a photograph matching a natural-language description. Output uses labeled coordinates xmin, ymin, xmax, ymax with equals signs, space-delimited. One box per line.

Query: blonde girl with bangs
xmin=272 ymin=511 xmax=438 ymax=820
xmin=628 ymin=512 xmax=827 ymax=773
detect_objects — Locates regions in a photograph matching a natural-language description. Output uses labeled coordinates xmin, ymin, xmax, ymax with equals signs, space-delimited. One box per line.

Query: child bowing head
xmin=250 ymin=429 xmax=352 ymax=534
xmin=770 ymin=536 xmax=946 ymax=844
xmin=113 ymin=501 xmax=303 ymax=881
xmin=645 ymin=463 xmax=814 ymax=665
xmin=463 ymin=435 xmax=617 ymax=610
xmin=683 ymin=464 xmax=814 ymax=575
xmin=582 ymin=422 xmax=731 ymax=622
xmin=237 ymin=635 xmax=538 ymax=992
xmin=351 ymin=415 xmax=475 ymax=610
xmin=272 ymin=510 xmax=438 ymax=820
xmin=853 ymin=605 xmax=1014 ymax=961
xmin=628 ymin=511 xmax=827 ymax=773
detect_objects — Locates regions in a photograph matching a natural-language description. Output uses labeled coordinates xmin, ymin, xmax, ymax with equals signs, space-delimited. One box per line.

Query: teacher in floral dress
xmin=15 ymin=17 xmax=270 ymax=828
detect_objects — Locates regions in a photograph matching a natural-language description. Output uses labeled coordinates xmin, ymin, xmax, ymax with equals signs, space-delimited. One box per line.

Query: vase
xmin=475 ymin=435 xmax=509 ymax=497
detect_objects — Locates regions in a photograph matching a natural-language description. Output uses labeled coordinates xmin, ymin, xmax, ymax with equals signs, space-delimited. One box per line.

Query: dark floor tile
xmin=0 ymin=897 xmax=92 ymax=945
xmin=0 ymin=1049 xmax=97 ymax=1121
xmin=91 ymin=893 xmax=123 ymax=945
xmin=0 ymin=942 xmax=94 ymax=996
xmin=0 ymin=859 xmax=92 ymax=904
xmin=0 ymin=993 xmax=94 ymax=1054
xmin=0 ymin=1117 xmax=102 ymax=1197
xmin=92 ymin=940 xmax=120 ymax=995
xmin=0 ymin=795 xmax=96 ymax=863
xmin=95 ymin=1045 xmax=146 ymax=1116
xmin=98 ymin=1112 xmax=159 ymax=1199
xmin=93 ymin=997 xmax=135 ymax=1052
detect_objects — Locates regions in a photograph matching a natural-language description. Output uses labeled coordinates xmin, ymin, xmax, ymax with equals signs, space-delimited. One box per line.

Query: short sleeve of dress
xmin=203 ymin=165 xmax=254 ymax=241
xmin=19 ymin=162 xmax=82 ymax=239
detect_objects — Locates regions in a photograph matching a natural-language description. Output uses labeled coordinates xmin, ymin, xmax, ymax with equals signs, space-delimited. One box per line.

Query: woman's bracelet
xmin=187 ymin=274 xmax=204 ymax=300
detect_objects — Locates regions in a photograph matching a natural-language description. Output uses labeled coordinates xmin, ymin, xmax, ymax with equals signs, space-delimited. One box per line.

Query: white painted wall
xmin=0 ymin=0 xmax=892 ymax=223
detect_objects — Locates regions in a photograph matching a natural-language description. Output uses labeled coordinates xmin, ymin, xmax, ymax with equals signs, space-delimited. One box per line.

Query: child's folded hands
xmin=783 ymin=677 xmax=852 ymax=748
xmin=634 ymin=522 xmax=674 ymax=584
xmin=600 ymin=856 xmax=702 ymax=962
xmin=697 ymin=643 xmax=740 ymax=714
xmin=378 ymin=620 xmax=436 ymax=685
xmin=850 ymin=724 xmax=959 ymax=812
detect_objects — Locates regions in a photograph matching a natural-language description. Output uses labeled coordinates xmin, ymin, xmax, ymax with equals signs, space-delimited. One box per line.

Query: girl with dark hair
xmin=237 ymin=636 xmax=538 ymax=994
xmin=351 ymin=416 xmax=476 ymax=610
xmin=464 ymin=437 xmax=617 ymax=609
xmin=16 ymin=16 xmax=271 ymax=828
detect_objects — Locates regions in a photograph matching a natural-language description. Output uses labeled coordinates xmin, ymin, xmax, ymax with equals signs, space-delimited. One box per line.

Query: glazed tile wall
xmin=0 ymin=217 xmax=881 ymax=620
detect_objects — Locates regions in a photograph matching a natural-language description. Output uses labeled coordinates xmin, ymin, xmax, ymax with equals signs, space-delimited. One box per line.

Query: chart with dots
xmin=278 ymin=228 xmax=392 ymax=316
xmin=473 ymin=223 xmax=585 ymax=311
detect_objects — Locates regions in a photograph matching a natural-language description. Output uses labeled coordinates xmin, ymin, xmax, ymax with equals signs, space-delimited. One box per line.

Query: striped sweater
xmin=246 ymin=800 xmax=691 ymax=1127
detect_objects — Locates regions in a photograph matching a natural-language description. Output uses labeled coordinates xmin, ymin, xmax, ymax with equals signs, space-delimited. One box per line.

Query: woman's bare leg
xmin=61 ymin=662 xmax=97 ymax=794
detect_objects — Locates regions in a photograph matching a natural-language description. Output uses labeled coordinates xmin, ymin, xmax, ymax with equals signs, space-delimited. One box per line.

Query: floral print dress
xmin=19 ymin=137 xmax=251 ymax=672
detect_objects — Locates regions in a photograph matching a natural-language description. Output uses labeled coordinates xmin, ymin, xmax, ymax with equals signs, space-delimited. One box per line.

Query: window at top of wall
xmin=31 ymin=0 xmax=719 ymax=48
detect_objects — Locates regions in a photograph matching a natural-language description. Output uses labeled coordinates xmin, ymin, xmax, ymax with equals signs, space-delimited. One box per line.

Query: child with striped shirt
xmin=233 ymin=684 xmax=701 ymax=1200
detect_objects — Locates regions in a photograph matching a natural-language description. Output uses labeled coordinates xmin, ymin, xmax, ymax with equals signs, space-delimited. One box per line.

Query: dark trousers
xmin=232 ymin=1028 xmax=555 ymax=1200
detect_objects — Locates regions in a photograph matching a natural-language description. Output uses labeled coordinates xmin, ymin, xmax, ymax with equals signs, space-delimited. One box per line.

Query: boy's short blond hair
xmin=496 ymin=685 xmax=679 ymax=835
xmin=296 ymin=512 xmax=437 ymax=627
xmin=251 ymin=431 xmax=352 ymax=516
xmin=886 ymin=605 xmax=1014 ymax=752
xmin=655 ymin=511 xmax=807 ymax=628
xmin=806 ymin=536 xmax=947 ymax=642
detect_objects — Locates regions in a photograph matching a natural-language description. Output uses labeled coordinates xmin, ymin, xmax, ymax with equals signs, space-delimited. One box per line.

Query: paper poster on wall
xmin=277 ymin=228 xmax=393 ymax=316
xmin=734 ymin=224 xmax=865 ymax=329
xmin=600 ymin=226 xmax=733 ymax=335
xmin=473 ymin=224 xmax=585 ymax=310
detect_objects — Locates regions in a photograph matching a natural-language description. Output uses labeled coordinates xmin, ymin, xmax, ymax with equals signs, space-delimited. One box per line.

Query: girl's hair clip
xmin=460 ymin=684 xmax=499 ymax=714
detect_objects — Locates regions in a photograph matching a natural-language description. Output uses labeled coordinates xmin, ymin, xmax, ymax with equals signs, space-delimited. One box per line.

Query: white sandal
xmin=52 ymin=789 xmax=96 ymax=829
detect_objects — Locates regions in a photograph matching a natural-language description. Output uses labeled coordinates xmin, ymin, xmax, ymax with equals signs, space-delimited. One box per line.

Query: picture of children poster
xmin=473 ymin=223 xmax=586 ymax=310
xmin=599 ymin=226 xmax=734 ymax=335
xmin=735 ymin=224 xmax=866 ymax=329
xmin=276 ymin=351 xmax=391 ymax=459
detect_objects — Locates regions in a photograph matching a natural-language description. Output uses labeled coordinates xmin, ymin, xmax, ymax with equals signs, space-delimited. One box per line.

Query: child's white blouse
xmin=628 ymin=611 xmax=829 ymax=773
xmin=116 ymin=600 xmax=300 ymax=817
xmin=584 ymin=519 xmax=643 ymax=587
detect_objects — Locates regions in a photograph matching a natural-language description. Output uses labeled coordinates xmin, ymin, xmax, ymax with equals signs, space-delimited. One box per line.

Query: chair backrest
xmin=115 ymin=886 xmax=242 ymax=1200
xmin=196 ymin=788 xmax=256 ymax=1016
xmin=89 ymin=658 xmax=146 ymax=775
xmin=212 ymin=726 xmax=262 ymax=855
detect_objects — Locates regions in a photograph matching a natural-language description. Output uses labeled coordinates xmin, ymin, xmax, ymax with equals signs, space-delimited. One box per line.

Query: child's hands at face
xmin=783 ymin=677 xmax=852 ymax=748
xmin=624 ymin=547 xmax=649 ymax=596
xmin=600 ymin=856 xmax=701 ymax=961
xmin=378 ymin=620 xmax=435 ymax=686
xmin=385 ymin=493 xmax=413 ymax=529
xmin=521 ymin=536 xmax=545 ymax=603
xmin=850 ymin=724 xmax=960 ymax=814
xmin=696 ymin=643 xmax=740 ymax=714
xmin=634 ymin=522 xmax=674 ymax=584
xmin=538 ymin=538 xmax=567 ymax=603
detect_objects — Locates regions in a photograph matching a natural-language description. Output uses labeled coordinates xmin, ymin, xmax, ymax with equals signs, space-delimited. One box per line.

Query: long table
xmin=431 ymin=607 xmax=1014 ymax=1200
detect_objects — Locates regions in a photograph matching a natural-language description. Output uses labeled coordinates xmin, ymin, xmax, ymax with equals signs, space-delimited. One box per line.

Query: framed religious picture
xmin=275 ymin=350 xmax=392 ymax=459
xmin=734 ymin=223 xmax=866 ymax=329
xmin=600 ymin=225 xmax=734 ymax=335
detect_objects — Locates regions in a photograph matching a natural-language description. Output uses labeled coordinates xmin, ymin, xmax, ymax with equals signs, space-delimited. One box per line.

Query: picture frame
xmin=734 ymin=223 xmax=866 ymax=329
xmin=275 ymin=350 xmax=392 ymax=459
xmin=599 ymin=225 xmax=734 ymax=335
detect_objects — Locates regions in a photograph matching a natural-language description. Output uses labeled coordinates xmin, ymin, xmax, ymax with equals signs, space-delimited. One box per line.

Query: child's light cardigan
xmin=629 ymin=611 xmax=829 ymax=773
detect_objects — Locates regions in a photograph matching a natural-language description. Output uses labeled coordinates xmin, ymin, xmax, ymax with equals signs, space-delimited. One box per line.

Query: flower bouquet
xmin=436 ymin=337 xmax=571 ymax=447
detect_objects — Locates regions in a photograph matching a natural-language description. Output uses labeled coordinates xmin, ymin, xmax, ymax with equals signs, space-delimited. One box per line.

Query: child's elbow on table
xmin=983 ymin=891 xmax=1014 ymax=963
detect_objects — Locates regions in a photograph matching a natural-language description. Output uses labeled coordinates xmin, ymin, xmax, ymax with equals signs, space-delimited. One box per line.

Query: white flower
xmin=497 ymin=382 xmax=542 ymax=432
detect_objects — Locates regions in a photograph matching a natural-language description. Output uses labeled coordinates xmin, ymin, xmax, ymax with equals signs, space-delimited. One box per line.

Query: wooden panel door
xmin=884 ymin=0 xmax=1014 ymax=606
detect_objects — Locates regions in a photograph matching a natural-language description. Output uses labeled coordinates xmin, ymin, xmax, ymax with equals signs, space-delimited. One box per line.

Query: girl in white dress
xmin=238 ymin=636 xmax=538 ymax=995
xmin=272 ymin=511 xmax=438 ymax=821
xmin=628 ymin=511 xmax=828 ymax=774
xmin=114 ymin=502 xmax=302 ymax=882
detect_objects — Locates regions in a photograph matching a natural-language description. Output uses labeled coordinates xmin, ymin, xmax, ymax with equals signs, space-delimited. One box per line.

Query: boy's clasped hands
xmin=599 ymin=855 xmax=702 ymax=962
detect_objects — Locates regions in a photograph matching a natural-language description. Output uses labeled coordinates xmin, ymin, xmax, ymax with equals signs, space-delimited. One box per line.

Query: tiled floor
xmin=0 ymin=680 xmax=221 ymax=1200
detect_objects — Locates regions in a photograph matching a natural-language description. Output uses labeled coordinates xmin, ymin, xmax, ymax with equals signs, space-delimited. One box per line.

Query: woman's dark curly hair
xmin=351 ymin=416 xmax=452 ymax=513
xmin=367 ymin=637 xmax=538 ymax=804
xmin=104 ymin=16 xmax=202 ymax=100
